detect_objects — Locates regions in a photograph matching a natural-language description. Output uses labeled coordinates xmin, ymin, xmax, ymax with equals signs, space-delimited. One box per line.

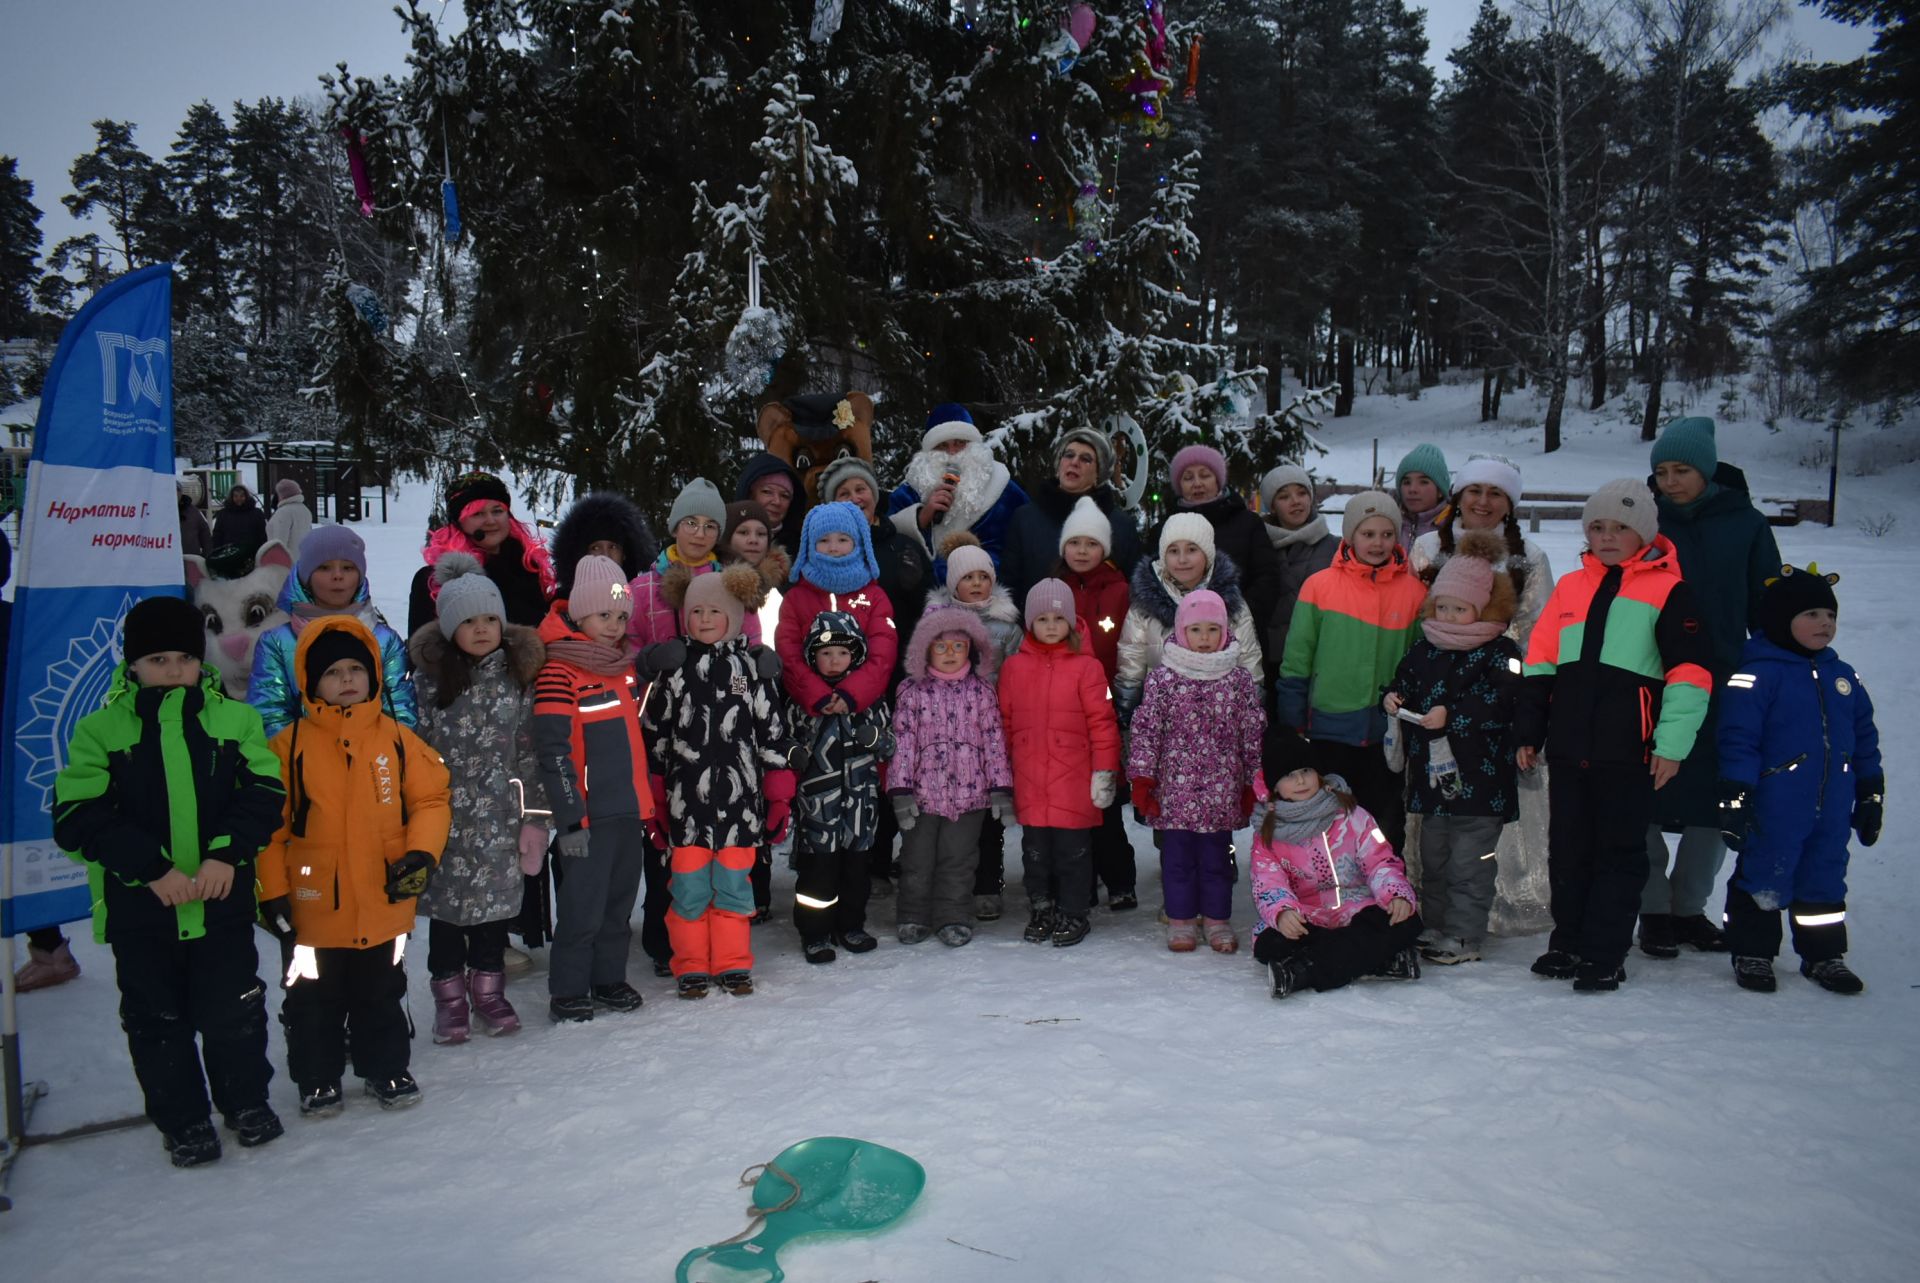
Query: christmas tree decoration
xmin=340 ymin=127 xmax=374 ymax=216
xmin=1183 ymin=33 xmax=1202 ymax=100
xmin=441 ymin=178 xmax=462 ymax=241
xmin=809 ymin=0 xmax=844 ymax=44
xmin=344 ymin=282 xmax=387 ymax=334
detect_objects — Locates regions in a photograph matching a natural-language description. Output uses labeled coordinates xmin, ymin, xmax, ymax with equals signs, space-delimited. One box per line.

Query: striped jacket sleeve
xmin=533 ymin=664 xmax=587 ymax=832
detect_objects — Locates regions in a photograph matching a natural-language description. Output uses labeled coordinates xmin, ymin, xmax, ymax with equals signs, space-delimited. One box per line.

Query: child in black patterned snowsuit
xmin=785 ymin=611 xmax=895 ymax=963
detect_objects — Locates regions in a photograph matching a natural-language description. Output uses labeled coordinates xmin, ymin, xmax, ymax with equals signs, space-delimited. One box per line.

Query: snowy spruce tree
xmin=319 ymin=0 xmax=1300 ymax=510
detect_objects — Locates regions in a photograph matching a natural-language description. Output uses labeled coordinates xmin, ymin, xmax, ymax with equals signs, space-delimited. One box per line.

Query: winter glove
xmin=1090 ymin=770 xmax=1117 ymax=811
xmin=1716 ymin=779 xmax=1754 ymax=853
xmin=765 ymin=768 xmax=797 ymax=843
xmin=639 ymin=638 xmax=687 ymax=679
xmin=890 ymin=792 xmax=920 ymax=833
xmin=556 ymin=827 xmax=592 ymax=859
xmin=517 ymin=823 xmax=549 ymax=877
xmin=1130 ymin=777 xmax=1160 ymax=819
xmin=988 ymin=790 xmax=1016 ymax=824
xmin=752 ymin=644 xmax=783 ymax=681
xmin=1854 ymin=777 xmax=1884 ymax=848
xmin=257 ymin=895 xmax=296 ymax=941
xmin=383 ymin=850 xmax=435 ymax=902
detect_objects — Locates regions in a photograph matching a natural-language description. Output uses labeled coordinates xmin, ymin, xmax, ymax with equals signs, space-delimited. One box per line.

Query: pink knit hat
xmin=1430 ymin=553 xmax=1495 ymax=611
xmin=1024 ymin=577 xmax=1075 ymax=625
xmin=569 ymin=554 xmax=632 ymax=620
xmin=1172 ymin=589 xmax=1229 ymax=645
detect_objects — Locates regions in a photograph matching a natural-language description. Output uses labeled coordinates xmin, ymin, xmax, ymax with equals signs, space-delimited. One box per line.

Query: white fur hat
xmin=1158 ymin=512 xmax=1216 ymax=564
xmin=1059 ymin=495 xmax=1112 ymax=553
xmin=1452 ymin=453 xmax=1524 ymax=508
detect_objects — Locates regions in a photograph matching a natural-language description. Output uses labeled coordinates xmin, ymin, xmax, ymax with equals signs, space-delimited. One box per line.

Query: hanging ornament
xmin=344 ymin=282 xmax=387 ymax=335
xmin=441 ymin=179 xmax=462 ymax=241
xmin=1045 ymin=2 xmax=1096 ymax=75
xmin=1070 ymin=174 xmax=1103 ymax=258
xmin=1143 ymin=0 xmax=1170 ymax=70
xmin=722 ymin=253 xmax=786 ymax=392
xmin=1183 ymin=34 xmax=1202 ymax=100
xmin=809 ymin=0 xmax=844 ymax=43
xmin=340 ymin=128 xmax=374 ymax=217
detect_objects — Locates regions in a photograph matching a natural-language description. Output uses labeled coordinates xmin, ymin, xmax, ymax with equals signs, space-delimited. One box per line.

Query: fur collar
xmin=1128 ymin=548 xmax=1246 ymax=628
xmin=408 ymin=621 xmax=546 ymax=691
xmin=904 ymin=442 xmax=1012 ymax=552
xmin=926 ymin=583 xmax=1021 ymax=628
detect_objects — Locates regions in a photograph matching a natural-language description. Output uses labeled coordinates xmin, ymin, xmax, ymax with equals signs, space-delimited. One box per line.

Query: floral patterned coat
xmin=408 ymin=623 xmax=547 ymax=926
xmin=1126 ymin=644 xmax=1265 ymax=832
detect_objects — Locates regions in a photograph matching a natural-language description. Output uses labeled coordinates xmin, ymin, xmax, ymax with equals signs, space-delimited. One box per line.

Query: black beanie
xmin=1262 ymin=726 xmax=1317 ymax=787
xmin=304 ymin=629 xmax=379 ymax=698
xmin=1760 ymin=564 xmax=1839 ymax=656
xmin=123 ymin=596 xmax=206 ymax=664
xmin=445 ymin=471 xmax=512 ymax=523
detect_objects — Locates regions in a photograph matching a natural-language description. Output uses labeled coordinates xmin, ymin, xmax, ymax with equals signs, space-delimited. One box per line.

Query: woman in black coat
xmin=211 ymin=484 xmax=269 ymax=563
xmin=999 ymin=426 xmax=1144 ymax=601
xmin=1155 ymin=443 xmax=1282 ymax=639
xmin=406 ymin=471 xmax=554 ymax=636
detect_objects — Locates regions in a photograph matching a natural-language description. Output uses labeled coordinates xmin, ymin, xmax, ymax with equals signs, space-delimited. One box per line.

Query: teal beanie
xmin=1651 ymin=416 xmax=1718 ymax=479
xmin=1395 ymin=443 xmax=1450 ymax=497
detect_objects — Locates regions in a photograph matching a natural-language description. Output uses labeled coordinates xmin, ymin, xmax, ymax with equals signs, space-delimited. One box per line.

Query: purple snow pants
xmin=1161 ymin=829 xmax=1234 ymax=921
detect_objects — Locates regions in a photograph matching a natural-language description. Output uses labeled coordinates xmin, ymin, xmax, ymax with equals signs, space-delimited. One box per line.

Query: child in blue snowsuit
xmin=1717 ymin=564 xmax=1882 ymax=994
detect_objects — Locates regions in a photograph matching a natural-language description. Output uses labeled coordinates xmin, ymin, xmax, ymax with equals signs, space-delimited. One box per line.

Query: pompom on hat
xmin=941 ymin=531 xmax=996 ymax=586
xmin=433 ymin=552 xmax=507 ymax=638
xmin=1059 ymin=495 xmax=1113 ymax=553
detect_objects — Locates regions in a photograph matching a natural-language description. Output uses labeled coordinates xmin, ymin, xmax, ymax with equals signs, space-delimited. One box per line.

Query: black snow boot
xmin=298 ymin=1082 xmax=345 ymax=1118
xmin=1051 ymin=914 xmax=1090 ymax=948
xmin=1268 ymin=958 xmax=1305 ymax=1000
xmin=1636 ymin=913 xmax=1680 ymax=959
xmin=1572 ymin=961 xmax=1626 ymax=993
xmin=1802 ymin=958 xmax=1864 ymax=994
xmin=1375 ymin=946 xmax=1421 ymax=982
xmin=1732 ymin=956 xmax=1776 ymax=993
xmin=717 ymin=971 xmax=754 ymax=996
xmin=677 ymin=973 xmax=711 ymax=999
xmin=224 ymin=1103 xmax=284 ymax=1148
xmin=1673 ymin=914 xmax=1728 ymax=952
xmin=590 ymin=981 xmax=644 ymax=1012
xmin=549 ymin=995 xmax=594 ymax=1023
xmin=835 ymin=930 xmax=879 ymax=954
xmin=163 ymin=1120 xmax=222 ymax=1168
xmin=364 ymin=1071 xmax=422 ymax=1110
xmin=802 ymin=939 xmax=837 ymax=965
xmin=1531 ymin=949 xmax=1580 ymax=979
xmin=1023 ymin=903 xmax=1056 ymax=944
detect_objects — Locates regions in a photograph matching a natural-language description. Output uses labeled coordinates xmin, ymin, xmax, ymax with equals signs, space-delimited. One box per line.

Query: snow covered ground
xmin=7 ymin=381 xmax=1919 ymax=1280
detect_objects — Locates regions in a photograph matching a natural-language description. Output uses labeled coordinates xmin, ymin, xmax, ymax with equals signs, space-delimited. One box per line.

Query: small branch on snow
xmin=976 ymin=1014 xmax=1081 ymax=1025
xmin=948 ymin=1237 xmax=1019 ymax=1261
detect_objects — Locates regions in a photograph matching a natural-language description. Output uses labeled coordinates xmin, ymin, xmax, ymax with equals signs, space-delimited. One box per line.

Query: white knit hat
xmin=1452 ymin=453 xmax=1524 ymax=508
xmin=1583 ymin=478 xmax=1658 ymax=543
xmin=1059 ymin=495 xmax=1112 ymax=553
xmin=1158 ymin=512 xmax=1215 ymax=563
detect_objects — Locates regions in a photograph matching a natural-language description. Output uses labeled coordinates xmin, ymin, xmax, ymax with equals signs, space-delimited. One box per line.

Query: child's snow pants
xmin=1546 ymin=763 xmax=1652 ymax=970
xmin=668 ymin=842 xmax=756 ymax=977
xmin=114 ymin=922 xmax=272 ymax=1134
xmin=898 ymin=809 xmax=986 ymax=930
xmin=550 ymin=817 xmax=646 ymax=996
xmin=279 ymin=935 xmax=410 ymax=1089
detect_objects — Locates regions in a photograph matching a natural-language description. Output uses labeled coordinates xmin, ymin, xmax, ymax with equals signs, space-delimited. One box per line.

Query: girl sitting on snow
xmin=1250 ymin=730 xmax=1423 ymax=999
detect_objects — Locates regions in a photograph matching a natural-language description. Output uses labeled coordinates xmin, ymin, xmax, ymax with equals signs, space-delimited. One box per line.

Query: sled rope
xmin=710 ymin=1160 xmax=803 ymax=1246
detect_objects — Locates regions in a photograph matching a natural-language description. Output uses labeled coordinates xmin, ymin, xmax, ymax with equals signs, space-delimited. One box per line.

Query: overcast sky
xmin=0 ymin=0 xmax=1876 ymax=267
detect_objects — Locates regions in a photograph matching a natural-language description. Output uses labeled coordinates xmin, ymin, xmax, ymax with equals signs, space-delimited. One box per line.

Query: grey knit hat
xmin=817 ymin=456 xmax=882 ymax=507
xmin=1055 ymin=427 xmax=1115 ymax=481
xmin=433 ymin=552 xmax=506 ymax=638
xmin=666 ymin=477 xmax=727 ymax=534
xmin=1582 ymin=478 xmax=1659 ymax=543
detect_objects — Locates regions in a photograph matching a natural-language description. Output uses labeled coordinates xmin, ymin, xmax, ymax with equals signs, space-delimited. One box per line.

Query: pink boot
xmin=1167 ymin=919 xmax=1199 ymax=952
xmin=430 ymin=974 xmax=470 ymax=1044
xmin=1204 ymin=919 xmax=1240 ymax=954
xmin=467 ymin=970 xmax=521 ymax=1036
xmin=14 ymin=941 xmax=81 ymax=992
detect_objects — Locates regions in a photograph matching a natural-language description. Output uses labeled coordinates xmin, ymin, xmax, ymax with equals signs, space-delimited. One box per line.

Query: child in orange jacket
xmin=257 ymin=616 xmax=451 ymax=1118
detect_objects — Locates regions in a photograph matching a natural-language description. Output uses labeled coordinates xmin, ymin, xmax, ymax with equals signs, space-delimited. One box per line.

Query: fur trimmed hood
xmin=408 ymin=619 xmax=545 ymax=690
xmin=1128 ymin=547 xmax=1247 ymax=628
xmin=904 ymin=604 xmax=1001 ymax=682
xmin=926 ymin=581 xmax=1021 ymax=628
xmin=551 ymin=493 xmax=658 ymax=594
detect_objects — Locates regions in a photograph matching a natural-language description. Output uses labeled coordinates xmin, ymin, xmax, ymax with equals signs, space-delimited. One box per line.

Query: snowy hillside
xmin=7 ymin=382 xmax=1918 ymax=1281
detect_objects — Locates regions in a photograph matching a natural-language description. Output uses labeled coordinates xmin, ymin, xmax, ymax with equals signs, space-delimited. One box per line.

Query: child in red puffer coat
xmin=997 ymin=578 xmax=1120 ymax=949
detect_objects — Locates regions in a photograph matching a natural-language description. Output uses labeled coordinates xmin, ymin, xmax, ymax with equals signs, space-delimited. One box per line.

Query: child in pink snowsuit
xmin=1126 ymin=590 xmax=1264 ymax=954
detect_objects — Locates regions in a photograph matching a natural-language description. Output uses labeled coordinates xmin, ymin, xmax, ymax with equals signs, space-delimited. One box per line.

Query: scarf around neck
xmin=1260 ymin=775 xmax=1351 ymax=848
xmin=1161 ymin=640 xmax=1240 ymax=681
xmin=1269 ymin=514 xmax=1329 ymax=550
xmin=1421 ymin=617 xmax=1506 ymax=651
xmin=544 ymin=636 xmax=633 ymax=677
xmin=800 ymin=550 xmax=875 ymax=594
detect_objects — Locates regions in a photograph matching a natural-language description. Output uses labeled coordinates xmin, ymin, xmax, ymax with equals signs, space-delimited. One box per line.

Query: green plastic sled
xmin=675 ymin=1136 xmax=927 ymax=1283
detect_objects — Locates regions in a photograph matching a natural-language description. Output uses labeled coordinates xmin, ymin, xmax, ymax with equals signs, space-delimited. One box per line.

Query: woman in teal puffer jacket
xmin=247 ymin=523 xmax=416 ymax=738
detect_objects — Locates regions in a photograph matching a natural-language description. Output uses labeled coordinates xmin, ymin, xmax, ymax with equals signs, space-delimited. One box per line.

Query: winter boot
xmin=1375 ymin=947 xmax=1422 ymax=981
xmin=974 ymin=893 xmax=1003 ymax=922
xmin=299 ymin=1082 xmax=345 ymax=1118
xmin=1531 ymin=949 xmax=1581 ymax=979
xmin=429 ymin=973 xmax=471 ymax=1045
xmin=802 ymin=940 xmax=837 ymax=965
xmin=651 ymin=956 xmax=674 ymax=978
xmin=1421 ymin=935 xmax=1482 ymax=965
xmin=223 ymin=1103 xmax=284 ymax=1148
xmin=1023 ymin=903 xmax=1057 ymax=944
xmin=1267 ymin=957 xmax=1305 ymax=1000
xmin=1674 ymin=914 xmax=1729 ymax=952
xmin=936 ymin=923 xmax=973 ymax=947
xmin=836 ymin=930 xmax=879 ymax=954
xmin=1572 ymin=961 xmax=1626 ymax=993
xmin=13 ymin=939 xmax=81 ymax=992
xmin=1166 ymin=918 xmax=1199 ymax=952
xmin=897 ymin=922 xmax=932 ymax=945
xmin=1204 ymin=919 xmax=1239 ymax=954
xmin=1051 ymin=913 xmax=1091 ymax=948
xmin=1636 ymin=913 xmax=1680 ymax=959
xmin=590 ymin=981 xmax=644 ymax=1012
xmin=677 ymin=973 xmax=711 ymax=1000
xmin=467 ymin=970 xmax=521 ymax=1035
xmin=1802 ymin=957 xmax=1865 ymax=994
xmin=162 ymin=1120 xmax=222 ymax=1168
xmin=1732 ymin=956 xmax=1776 ymax=993
xmin=1107 ymin=892 xmax=1138 ymax=912
xmin=549 ymin=995 xmax=594 ymax=1023
xmin=364 ymin=1071 xmax=423 ymax=1110
xmin=717 ymin=970 xmax=754 ymax=996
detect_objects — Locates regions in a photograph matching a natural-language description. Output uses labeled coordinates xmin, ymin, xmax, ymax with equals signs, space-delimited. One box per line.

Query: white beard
xmin=903 ymin=441 xmax=1011 ymax=552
